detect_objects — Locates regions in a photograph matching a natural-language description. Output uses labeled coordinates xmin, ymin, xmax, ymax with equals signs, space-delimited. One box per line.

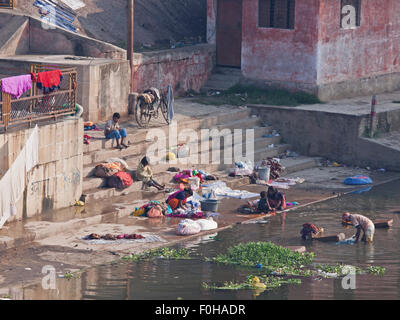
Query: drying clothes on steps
xmin=83 ymin=234 xmax=166 ymax=244
xmin=84 ymin=233 xmax=145 ymax=240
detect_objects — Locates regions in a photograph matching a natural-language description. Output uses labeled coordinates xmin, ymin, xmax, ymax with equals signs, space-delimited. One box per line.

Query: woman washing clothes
xmin=265 ymin=186 xmax=286 ymax=213
xmin=167 ymin=188 xmax=194 ymax=211
xmin=136 ymin=157 xmax=165 ymax=191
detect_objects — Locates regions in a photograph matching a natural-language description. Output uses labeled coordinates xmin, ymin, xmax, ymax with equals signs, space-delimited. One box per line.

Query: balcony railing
xmin=0 ymin=65 xmax=77 ymax=131
xmin=0 ymin=0 xmax=14 ymax=9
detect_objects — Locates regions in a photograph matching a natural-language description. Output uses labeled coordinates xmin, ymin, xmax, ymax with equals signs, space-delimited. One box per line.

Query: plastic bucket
xmin=200 ymin=199 xmax=219 ymax=212
xmin=257 ymin=166 xmax=270 ymax=181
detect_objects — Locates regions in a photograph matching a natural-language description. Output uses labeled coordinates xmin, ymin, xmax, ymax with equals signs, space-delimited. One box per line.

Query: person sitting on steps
xmin=104 ymin=112 xmax=128 ymax=150
xmin=136 ymin=156 xmax=165 ymax=191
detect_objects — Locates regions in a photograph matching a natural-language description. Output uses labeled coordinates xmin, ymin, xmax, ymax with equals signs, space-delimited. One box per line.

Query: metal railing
xmin=0 ymin=0 xmax=14 ymax=8
xmin=0 ymin=65 xmax=77 ymax=131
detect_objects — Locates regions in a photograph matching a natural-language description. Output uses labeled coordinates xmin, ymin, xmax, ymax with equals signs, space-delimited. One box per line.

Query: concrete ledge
xmin=318 ymin=72 xmax=400 ymax=101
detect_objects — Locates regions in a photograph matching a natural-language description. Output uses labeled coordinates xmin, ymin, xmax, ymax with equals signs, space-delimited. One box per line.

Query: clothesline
xmin=0 ymin=70 xmax=64 ymax=99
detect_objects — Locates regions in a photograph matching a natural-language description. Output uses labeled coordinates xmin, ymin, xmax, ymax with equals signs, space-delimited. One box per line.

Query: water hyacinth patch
xmin=202 ymin=274 xmax=302 ymax=291
xmin=122 ymin=247 xmax=191 ymax=262
xmin=367 ymin=266 xmax=386 ymax=276
xmin=212 ymin=242 xmax=315 ymax=271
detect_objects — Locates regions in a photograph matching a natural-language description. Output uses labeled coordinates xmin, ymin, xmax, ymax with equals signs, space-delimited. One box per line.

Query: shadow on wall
xmin=76 ymin=0 xmax=206 ymax=49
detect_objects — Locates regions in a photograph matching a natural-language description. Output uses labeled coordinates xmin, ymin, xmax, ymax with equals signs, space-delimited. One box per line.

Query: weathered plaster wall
xmin=241 ymin=0 xmax=320 ymax=91
xmin=82 ymin=60 xmax=130 ymax=122
xmin=28 ymin=18 xmax=126 ymax=60
xmin=0 ymin=119 xmax=83 ymax=222
xmin=131 ymin=44 xmax=216 ymax=95
xmin=317 ymin=0 xmax=400 ymax=99
xmin=0 ymin=13 xmax=30 ymax=56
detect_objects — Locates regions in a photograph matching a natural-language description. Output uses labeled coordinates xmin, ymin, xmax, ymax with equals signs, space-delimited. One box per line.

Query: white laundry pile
xmin=0 ymin=125 xmax=39 ymax=229
xmin=201 ymin=181 xmax=259 ymax=199
xmin=269 ymin=177 xmax=305 ymax=190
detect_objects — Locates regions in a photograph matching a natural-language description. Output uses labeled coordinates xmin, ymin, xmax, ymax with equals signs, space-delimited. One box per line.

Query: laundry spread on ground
xmin=200 ymin=181 xmax=259 ymax=199
xmin=83 ymin=234 xmax=166 ymax=244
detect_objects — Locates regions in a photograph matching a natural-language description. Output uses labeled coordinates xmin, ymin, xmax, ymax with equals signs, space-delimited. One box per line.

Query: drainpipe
xmin=127 ymin=0 xmax=135 ymax=92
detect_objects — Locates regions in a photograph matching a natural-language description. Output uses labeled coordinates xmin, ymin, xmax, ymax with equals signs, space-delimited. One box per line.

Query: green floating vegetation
xmin=193 ymin=84 xmax=321 ymax=107
xmin=367 ymin=266 xmax=386 ymax=276
xmin=212 ymin=241 xmax=314 ymax=276
xmin=202 ymin=275 xmax=302 ymax=291
xmin=63 ymin=271 xmax=81 ymax=280
xmin=316 ymin=264 xmax=386 ymax=277
xmin=122 ymin=247 xmax=191 ymax=262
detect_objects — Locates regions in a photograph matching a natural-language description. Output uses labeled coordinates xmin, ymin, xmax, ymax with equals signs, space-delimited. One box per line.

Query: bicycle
xmin=135 ymin=87 xmax=172 ymax=128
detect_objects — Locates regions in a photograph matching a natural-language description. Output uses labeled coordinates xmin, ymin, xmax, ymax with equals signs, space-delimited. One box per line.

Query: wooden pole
xmin=369 ymin=95 xmax=377 ymax=138
xmin=127 ymin=0 xmax=135 ymax=93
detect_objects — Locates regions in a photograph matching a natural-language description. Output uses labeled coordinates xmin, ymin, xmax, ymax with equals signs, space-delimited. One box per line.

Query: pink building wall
xmin=316 ymin=0 xmax=400 ymax=99
xmin=241 ymin=0 xmax=320 ymax=91
xmin=207 ymin=0 xmax=400 ymax=99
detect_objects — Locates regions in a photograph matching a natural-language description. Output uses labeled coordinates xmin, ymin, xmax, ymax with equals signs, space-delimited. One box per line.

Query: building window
xmin=259 ymin=0 xmax=295 ymax=29
xmin=341 ymin=0 xmax=361 ymax=29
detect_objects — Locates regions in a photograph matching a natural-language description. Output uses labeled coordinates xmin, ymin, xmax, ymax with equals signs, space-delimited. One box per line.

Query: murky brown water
xmin=20 ymin=180 xmax=400 ymax=300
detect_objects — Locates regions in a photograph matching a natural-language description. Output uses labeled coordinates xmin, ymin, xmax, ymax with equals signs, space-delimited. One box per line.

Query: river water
xmin=23 ymin=180 xmax=400 ymax=300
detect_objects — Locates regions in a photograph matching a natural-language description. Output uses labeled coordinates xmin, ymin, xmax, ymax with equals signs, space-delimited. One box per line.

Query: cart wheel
xmin=160 ymin=95 xmax=171 ymax=125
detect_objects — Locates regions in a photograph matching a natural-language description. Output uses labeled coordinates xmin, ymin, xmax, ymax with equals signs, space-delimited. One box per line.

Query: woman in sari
xmin=266 ymin=186 xmax=286 ymax=212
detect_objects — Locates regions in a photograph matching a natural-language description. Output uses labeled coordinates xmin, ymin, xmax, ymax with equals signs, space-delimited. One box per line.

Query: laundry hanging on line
xmin=34 ymin=70 xmax=64 ymax=94
xmin=0 ymin=74 xmax=32 ymax=99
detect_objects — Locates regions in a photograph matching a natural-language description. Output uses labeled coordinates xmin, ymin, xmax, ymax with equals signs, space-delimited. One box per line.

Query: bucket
xmin=257 ymin=166 xmax=270 ymax=181
xmin=200 ymin=199 xmax=219 ymax=212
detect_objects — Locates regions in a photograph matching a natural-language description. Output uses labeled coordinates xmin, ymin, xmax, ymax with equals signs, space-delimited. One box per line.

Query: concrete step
xmin=83 ymin=170 xmax=175 ymax=192
xmin=83 ymin=170 xmax=249 ymax=204
xmin=207 ymin=73 xmax=241 ymax=83
xmin=280 ymin=156 xmax=323 ymax=175
xmin=253 ymin=144 xmax=291 ymax=162
xmin=83 ymin=129 xmax=282 ymax=171
xmin=203 ymin=79 xmax=239 ymax=90
xmin=83 ymin=109 xmax=253 ymax=154
xmin=214 ymin=67 xmax=242 ymax=76
xmin=208 ymin=117 xmax=259 ymax=130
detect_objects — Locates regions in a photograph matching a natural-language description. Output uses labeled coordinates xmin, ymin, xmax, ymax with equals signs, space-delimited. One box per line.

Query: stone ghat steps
xmin=84 ymin=170 xmax=250 ymax=204
xmin=200 ymin=67 xmax=242 ymax=93
xmin=83 ymin=112 xmax=259 ymax=155
xmin=82 ymin=155 xmax=321 ymax=204
xmin=82 ymin=132 xmax=282 ymax=176
xmin=82 ymin=121 xmax=270 ymax=166
xmin=82 ymin=141 xmax=287 ymax=192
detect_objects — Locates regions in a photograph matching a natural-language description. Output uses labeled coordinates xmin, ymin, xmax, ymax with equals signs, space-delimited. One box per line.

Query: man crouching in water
xmin=342 ymin=212 xmax=375 ymax=244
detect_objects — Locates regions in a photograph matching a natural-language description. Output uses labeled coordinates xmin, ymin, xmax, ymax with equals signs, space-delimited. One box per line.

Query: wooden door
xmin=216 ymin=0 xmax=242 ymax=68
